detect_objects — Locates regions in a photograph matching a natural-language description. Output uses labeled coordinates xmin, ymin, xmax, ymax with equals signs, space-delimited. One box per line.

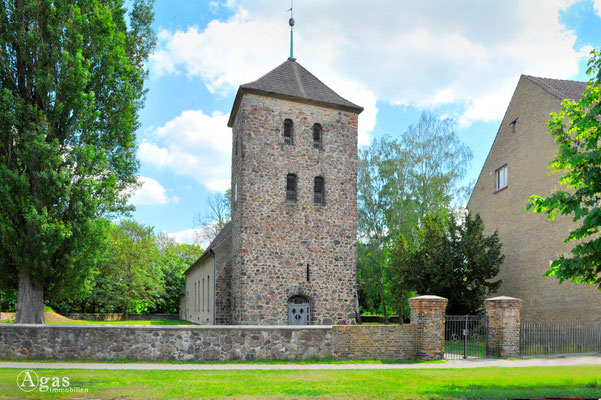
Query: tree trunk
xmin=378 ymin=269 xmax=389 ymax=325
xmin=16 ymin=270 xmax=45 ymax=324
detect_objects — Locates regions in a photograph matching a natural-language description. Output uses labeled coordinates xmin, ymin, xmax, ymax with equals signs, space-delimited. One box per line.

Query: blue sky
xmin=128 ymin=0 xmax=601 ymax=245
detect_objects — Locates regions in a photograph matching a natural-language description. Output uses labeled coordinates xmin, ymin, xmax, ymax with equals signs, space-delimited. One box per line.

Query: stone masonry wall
xmin=0 ymin=324 xmax=415 ymax=362
xmin=467 ymin=77 xmax=601 ymax=322
xmin=229 ymin=93 xmax=359 ymax=325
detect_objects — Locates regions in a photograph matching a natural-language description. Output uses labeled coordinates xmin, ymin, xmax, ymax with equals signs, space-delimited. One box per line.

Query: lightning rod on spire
xmin=288 ymin=0 xmax=295 ymax=61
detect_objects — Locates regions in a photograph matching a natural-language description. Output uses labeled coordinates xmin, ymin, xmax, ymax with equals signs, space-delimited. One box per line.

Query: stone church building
xmin=181 ymin=58 xmax=363 ymax=325
xmin=468 ymin=75 xmax=601 ymax=322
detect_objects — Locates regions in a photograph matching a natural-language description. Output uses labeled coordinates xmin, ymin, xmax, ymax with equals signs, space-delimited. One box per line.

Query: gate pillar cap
xmin=409 ymin=295 xmax=447 ymax=301
xmin=409 ymin=295 xmax=448 ymax=311
xmin=485 ymin=296 xmax=522 ymax=309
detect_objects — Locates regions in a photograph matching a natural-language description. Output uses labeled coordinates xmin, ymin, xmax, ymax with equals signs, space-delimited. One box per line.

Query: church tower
xmin=226 ymin=57 xmax=363 ymax=325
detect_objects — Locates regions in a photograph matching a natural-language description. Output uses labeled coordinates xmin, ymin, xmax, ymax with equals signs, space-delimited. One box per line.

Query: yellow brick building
xmin=467 ymin=75 xmax=601 ymax=322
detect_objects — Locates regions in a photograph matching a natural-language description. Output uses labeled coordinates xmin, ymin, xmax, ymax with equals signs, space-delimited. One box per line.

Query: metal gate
xmin=287 ymin=295 xmax=310 ymax=325
xmin=445 ymin=315 xmax=487 ymax=359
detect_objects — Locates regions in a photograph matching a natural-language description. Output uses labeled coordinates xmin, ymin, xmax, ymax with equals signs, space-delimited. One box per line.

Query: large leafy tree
xmin=92 ymin=220 xmax=162 ymax=315
xmin=0 ymin=0 xmax=155 ymax=323
xmin=152 ymin=234 xmax=203 ymax=313
xmin=357 ymin=111 xmax=472 ymax=319
xmin=527 ymin=49 xmax=601 ymax=287
xmin=395 ymin=212 xmax=503 ymax=314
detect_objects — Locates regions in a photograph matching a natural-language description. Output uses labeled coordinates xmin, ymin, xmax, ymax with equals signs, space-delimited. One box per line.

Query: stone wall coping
xmin=409 ymin=295 xmax=448 ymax=301
xmin=2 ymin=324 xmax=335 ymax=331
xmin=485 ymin=296 xmax=522 ymax=302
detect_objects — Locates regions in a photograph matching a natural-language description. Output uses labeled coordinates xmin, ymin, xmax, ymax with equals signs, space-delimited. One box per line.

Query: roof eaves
xmin=228 ymin=87 xmax=364 ymax=127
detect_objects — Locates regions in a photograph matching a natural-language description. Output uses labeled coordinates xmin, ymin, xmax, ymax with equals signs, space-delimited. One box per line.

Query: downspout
xmin=210 ymin=249 xmax=216 ymax=325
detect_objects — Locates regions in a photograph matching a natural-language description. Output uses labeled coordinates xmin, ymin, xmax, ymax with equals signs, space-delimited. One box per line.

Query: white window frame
xmin=495 ymin=165 xmax=508 ymax=191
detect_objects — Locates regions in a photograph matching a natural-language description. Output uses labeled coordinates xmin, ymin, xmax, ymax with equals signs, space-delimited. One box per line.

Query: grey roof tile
xmin=228 ymin=59 xmax=363 ymax=126
xmin=184 ymin=222 xmax=232 ymax=275
xmin=524 ymin=75 xmax=588 ymax=101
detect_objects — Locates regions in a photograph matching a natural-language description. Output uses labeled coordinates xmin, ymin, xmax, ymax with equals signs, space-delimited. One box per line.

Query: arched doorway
xmin=287 ymin=295 xmax=310 ymax=325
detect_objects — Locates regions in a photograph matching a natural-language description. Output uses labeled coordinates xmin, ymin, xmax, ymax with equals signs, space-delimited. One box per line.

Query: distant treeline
xmin=0 ymin=219 xmax=203 ymax=315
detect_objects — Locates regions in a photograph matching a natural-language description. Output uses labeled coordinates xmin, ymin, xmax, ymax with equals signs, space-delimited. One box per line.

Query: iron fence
xmin=445 ymin=315 xmax=487 ymax=359
xmin=520 ymin=321 xmax=601 ymax=356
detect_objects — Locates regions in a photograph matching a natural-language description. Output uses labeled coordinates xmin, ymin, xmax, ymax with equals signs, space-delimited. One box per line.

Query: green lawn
xmin=1 ymin=366 xmax=600 ymax=399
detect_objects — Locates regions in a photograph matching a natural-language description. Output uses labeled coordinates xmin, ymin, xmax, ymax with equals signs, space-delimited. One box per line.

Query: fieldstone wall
xmin=0 ymin=325 xmax=334 ymax=361
xmin=485 ymin=296 xmax=522 ymax=357
xmin=229 ymin=92 xmax=359 ymax=325
xmin=0 ymin=324 xmax=418 ymax=362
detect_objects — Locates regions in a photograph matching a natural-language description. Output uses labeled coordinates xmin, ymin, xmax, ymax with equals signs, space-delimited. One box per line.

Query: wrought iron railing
xmin=520 ymin=321 xmax=601 ymax=356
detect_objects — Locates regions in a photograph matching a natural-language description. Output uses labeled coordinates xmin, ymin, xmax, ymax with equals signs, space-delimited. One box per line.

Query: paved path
xmin=0 ymin=356 xmax=600 ymax=371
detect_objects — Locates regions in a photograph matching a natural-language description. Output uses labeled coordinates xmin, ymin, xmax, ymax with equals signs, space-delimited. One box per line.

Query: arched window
xmin=314 ymin=176 xmax=324 ymax=205
xmin=286 ymin=174 xmax=297 ymax=203
xmin=313 ymin=123 xmax=322 ymax=149
xmin=287 ymin=295 xmax=310 ymax=325
xmin=284 ymin=119 xmax=293 ymax=145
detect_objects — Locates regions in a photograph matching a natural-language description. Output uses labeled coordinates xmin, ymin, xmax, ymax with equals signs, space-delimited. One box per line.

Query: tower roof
xmin=523 ymin=75 xmax=588 ymax=102
xmin=227 ymin=59 xmax=363 ymax=127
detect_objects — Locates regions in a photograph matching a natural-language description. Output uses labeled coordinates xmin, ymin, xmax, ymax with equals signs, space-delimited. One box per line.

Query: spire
xmin=288 ymin=0 xmax=295 ymax=61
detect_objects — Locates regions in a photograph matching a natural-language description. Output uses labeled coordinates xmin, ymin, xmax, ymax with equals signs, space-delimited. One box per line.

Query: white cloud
xmin=139 ymin=110 xmax=231 ymax=192
xmin=129 ymin=176 xmax=178 ymax=206
xmin=594 ymin=0 xmax=601 ymax=17
xmin=151 ymin=0 xmax=587 ymax=128
xmin=167 ymin=228 xmax=204 ymax=245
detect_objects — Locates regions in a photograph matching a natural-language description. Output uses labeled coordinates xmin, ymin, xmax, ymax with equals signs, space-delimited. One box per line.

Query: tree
xmin=357 ymin=111 xmax=473 ymax=318
xmin=527 ymin=49 xmax=601 ymax=287
xmin=152 ymin=234 xmax=203 ymax=313
xmin=0 ymin=1 xmax=155 ymax=323
xmin=395 ymin=212 xmax=503 ymax=314
xmin=92 ymin=220 xmax=163 ymax=315
xmin=194 ymin=189 xmax=231 ymax=244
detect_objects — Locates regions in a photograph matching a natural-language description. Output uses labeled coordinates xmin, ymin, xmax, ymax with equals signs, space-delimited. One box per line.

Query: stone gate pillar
xmin=485 ymin=296 xmax=522 ymax=358
xmin=409 ymin=295 xmax=448 ymax=360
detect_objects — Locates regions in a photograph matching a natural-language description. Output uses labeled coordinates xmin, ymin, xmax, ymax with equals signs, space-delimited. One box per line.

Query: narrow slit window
xmin=306 ymin=264 xmax=310 ymax=282
xmin=286 ymin=174 xmax=297 ymax=203
xmin=511 ymin=118 xmax=518 ymax=134
xmin=314 ymin=176 xmax=324 ymax=205
xmin=284 ymin=119 xmax=293 ymax=145
xmin=207 ymin=276 xmax=210 ymax=313
xmin=495 ymin=165 xmax=508 ymax=191
xmin=313 ymin=124 xmax=322 ymax=149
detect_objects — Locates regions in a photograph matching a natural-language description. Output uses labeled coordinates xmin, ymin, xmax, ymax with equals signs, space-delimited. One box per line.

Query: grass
xmin=1 ymin=357 xmax=444 ymax=365
xmin=1 ymin=365 xmax=600 ymax=399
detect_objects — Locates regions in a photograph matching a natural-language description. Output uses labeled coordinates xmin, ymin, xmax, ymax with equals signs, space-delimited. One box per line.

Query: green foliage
xmin=357 ymin=111 xmax=473 ymax=318
xmin=527 ymin=49 xmax=601 ymax=287
xmin=92 ymin=220 xmax=162 ymax=314
xmin=44 ymin=219 xmax=204 ymax=315
xmin=0 ymin=288 xmax=17 ymax=312
xmin=0 ymin=0 xmax=156 ymax=315
xmin=395 ymin=212 xmax=503 ymax=314
xmin=152 ymin=234 xmax=204 ymax=313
